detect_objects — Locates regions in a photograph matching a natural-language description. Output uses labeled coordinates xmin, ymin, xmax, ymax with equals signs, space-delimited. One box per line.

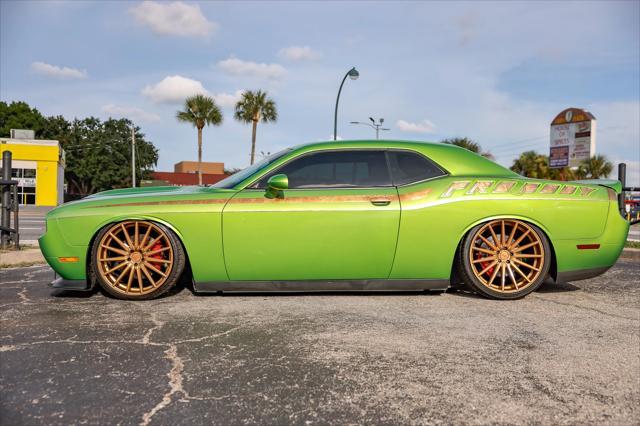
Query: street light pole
xmin=349 ymin=117 xmax=390 ymax=139
xmin=333 ymin=67 xmax=359 ymax=140
xmin=131 ymin=126 xmax=136 ymax=188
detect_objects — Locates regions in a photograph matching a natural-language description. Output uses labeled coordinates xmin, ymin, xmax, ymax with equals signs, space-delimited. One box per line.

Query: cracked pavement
xmin=1 ymin=260 xmax=639 ymax=425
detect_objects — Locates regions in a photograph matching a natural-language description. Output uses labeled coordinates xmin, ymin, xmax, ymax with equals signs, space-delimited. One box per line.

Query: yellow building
xmin=0 ymin=137 xmax=65 ymax=206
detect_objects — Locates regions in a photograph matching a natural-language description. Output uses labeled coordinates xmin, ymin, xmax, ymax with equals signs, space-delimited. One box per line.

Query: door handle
xmin=370 ymin=198 xmax=391 ymax=206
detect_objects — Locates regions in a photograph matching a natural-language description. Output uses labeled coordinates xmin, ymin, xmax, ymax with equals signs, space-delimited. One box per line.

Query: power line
xmin=486 ymin=126 xmax=619 ymax=156
xmin=488 ymin=134 xmax=548 ymax=149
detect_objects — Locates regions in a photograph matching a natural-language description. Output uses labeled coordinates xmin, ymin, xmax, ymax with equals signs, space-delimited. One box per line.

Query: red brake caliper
xmin=476 ymin=248 xmax=494 ymax=278
xmin=149 ymin=242 xmax=166 ymax=271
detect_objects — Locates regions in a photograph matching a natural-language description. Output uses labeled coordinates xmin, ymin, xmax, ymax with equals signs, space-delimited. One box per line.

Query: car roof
xmin=289 ymin=140 xmax=518 ymax=178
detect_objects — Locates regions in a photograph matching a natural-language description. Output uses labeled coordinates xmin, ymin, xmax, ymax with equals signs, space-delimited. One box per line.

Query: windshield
xmin=211 ymin=149 xmax=292 ymax=189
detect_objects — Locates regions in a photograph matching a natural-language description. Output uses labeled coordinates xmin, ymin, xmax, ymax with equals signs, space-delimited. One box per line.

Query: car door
xmin=222 ymin=150 xmax=400 ymax=281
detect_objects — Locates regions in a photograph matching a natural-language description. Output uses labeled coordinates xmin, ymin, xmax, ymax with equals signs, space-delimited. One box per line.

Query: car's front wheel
xmin=459 ymin=219 xmax=551 ymax=300
xmin=91 ymin=220 xmax=185 ymax=300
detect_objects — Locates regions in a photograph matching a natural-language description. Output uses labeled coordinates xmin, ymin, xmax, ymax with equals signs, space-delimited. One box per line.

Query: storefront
xmin=0 ymin=137 xmax=65 ymax=206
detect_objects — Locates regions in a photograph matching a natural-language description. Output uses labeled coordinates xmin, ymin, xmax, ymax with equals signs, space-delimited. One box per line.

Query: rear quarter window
xmin=387 ymin=151 xmax=446 ymax=185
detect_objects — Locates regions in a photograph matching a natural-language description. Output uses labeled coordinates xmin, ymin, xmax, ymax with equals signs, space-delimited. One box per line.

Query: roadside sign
xmin=549 ymin=108 xmax=596 ymax=168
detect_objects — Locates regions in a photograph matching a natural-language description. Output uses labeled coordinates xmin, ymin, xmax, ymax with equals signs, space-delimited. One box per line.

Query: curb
xmin=0 ymin=248 xmax=45 ymax=269
xmin=620 ymin=247 xmax=640 ymax=261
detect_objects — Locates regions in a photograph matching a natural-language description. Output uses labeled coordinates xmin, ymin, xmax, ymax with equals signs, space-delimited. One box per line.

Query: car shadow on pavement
xmin=446 ymin=280 xmax=581 ymax=299
xmin=51 ymin=289 xmax=97 ymax=299
xmin=200 ymin=290 xmax=444 ymax=298
xmin=536 ymin=280 xmax=581 ymax=293
xmin=50 ymin=275 xmax=192 ymax=300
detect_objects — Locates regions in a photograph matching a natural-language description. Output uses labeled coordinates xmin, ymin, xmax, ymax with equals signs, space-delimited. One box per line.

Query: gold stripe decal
xmin=229 ymin=194 xmax=394 ymax=204
xmin=88 ymin=199 xmax=227 ymax=208
xmin=399 ymin=188 xmax=432 ymax=202
xmin=88 ymin=180 xmax=598 ymax=209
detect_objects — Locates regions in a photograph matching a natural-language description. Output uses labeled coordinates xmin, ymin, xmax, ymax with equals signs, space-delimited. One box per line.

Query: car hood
xmin=47 ymin=185 xmax=237 ymax=219
xmin=85 ymin=185 xmax=193 ymax=199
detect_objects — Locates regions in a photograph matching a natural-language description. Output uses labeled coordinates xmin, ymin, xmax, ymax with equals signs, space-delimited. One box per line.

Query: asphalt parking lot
xmin=1 ymin=260 xmax=639 ymax=425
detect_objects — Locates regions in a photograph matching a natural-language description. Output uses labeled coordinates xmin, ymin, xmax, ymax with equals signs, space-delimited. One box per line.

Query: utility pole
xmin=131 ymin=126 xmax=136 ymax=188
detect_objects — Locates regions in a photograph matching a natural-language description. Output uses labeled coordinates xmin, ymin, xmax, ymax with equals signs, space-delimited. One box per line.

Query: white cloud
xmin=102 ymin=104 xmax=160 ymax=123
xmin=217 ymin=58 xmax=286 ymax=79
xmin=30 ymin=61 xmax=87 ymax=79
xmin=396 ymin=119 xmax=437 ymax=133
xmin=141 ymin=75 xmax=209 ymax=104
xmin=129 ymin=1 xmax=216 ymax=38
xmin=278 ymin=46 xmax=321 ymax=61
xmin=213 ymin=90 xmax=245 ymax=108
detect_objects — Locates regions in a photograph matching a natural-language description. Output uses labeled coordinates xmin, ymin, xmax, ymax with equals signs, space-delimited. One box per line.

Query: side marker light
xmin=576 ymin=244 xmax=600 ymax=250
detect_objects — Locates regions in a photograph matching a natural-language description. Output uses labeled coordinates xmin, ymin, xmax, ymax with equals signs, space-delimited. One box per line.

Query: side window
xmin=255 ymin=151 xmax=392 ymax=189
xmin=387 ymin=151 xmax=445 ymax=185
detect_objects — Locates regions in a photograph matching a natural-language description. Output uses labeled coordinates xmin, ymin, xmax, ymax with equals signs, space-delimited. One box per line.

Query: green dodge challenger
xmin=39 ymin=140 xmax=629 ymax=300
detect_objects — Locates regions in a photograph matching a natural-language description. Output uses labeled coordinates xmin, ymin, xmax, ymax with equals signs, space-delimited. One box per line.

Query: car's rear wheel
xmin=459 ymin=219 xmax=550 ymax=300
xmin=91 ymin=220 xmax=185 ymax=300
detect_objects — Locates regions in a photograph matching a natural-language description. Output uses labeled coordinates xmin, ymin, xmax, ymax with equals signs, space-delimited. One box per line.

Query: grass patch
xmin=0 ymin=260 xmax=46 ymax=269
xmin=625 ymin=240 xmax=640 ymax=249
xmin=0 ymin=244 xmax=38 ymax=254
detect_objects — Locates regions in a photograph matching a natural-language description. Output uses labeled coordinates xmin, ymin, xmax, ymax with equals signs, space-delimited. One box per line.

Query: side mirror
xmin=266 ymin=174 xmax=288 ymax=198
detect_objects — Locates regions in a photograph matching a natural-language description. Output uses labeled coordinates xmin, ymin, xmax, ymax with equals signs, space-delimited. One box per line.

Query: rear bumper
xmin=554 ymin=266 xmax=611 ymax=283
xmin=553 ymin=200 xmax=629 ymax=276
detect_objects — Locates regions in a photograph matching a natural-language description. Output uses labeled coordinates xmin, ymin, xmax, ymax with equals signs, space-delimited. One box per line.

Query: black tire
xmin=458 ymin=220 xmax=551 ymax=300
xmin=91 ymin=221 xmax=186 ymax=300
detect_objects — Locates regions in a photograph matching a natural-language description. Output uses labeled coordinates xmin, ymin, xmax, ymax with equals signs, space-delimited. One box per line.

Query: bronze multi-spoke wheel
xmin=459 ymin=219 xmax=551 ymax=299
xmin=91 ymin=221 xmax=185 ymax=300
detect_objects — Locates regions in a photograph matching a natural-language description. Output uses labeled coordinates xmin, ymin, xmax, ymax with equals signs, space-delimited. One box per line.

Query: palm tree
xmin=442 ymin=137 xmax=494 ymax=159
xmin=176 ymin=95 xmax=222 ymax=185
xmin=510 ymin=151 xmax=550 ymax=179
xmin=234 ymin=90 xmax=277 ymax=165
xmin=578 ymin=155 xmax=613 ymax=179
xmin=548 ymin=166 xmax=578 ymax=181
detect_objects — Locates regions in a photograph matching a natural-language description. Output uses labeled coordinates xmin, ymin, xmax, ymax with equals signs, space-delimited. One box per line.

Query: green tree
xmin=1 ymin=100 xmax=159 ymax=196
xmin=441 ymin=137 xmax=494 ymax=160
xmin=234 ymin=90 xmax=278 ymax=165
xmin=62 ymin=117 xmax=158 ymax=195
xmin=0 ymin=101 xmax=46 ymax=136
xmin=578 ymin=154 xmax=613 ymax=179
xmin=40 ymin=115 xmax=72 ymax=145
xmin=176 ymin=95 xmax=223 ymax=185
xmin=510 ymin=151 xmax=551 ymax=179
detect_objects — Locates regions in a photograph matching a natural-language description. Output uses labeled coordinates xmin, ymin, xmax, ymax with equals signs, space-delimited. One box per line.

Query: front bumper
xmin=50 ymin=276 xmax=92 ymax=291
xmin=39 ymin=218 xmax=88 ymax=281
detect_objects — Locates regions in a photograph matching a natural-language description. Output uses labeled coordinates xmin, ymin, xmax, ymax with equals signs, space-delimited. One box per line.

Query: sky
xmin=1 ymin=0 xmax=639 ymax=184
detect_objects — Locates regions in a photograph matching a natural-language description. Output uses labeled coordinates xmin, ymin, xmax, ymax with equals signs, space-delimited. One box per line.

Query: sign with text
xmin=549 ymin=108 xmax=596 ymax=168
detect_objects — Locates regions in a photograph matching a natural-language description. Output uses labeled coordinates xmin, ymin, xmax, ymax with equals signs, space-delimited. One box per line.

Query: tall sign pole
xmin=131 ymin=126 xmax=136 ymax=188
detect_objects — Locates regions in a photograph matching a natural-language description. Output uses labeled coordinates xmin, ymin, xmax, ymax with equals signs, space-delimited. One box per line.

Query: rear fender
xmin=455 ymin=215 xmax=558 ymax=280
xmin=459 ymin=214 xmax=553 ymax=241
